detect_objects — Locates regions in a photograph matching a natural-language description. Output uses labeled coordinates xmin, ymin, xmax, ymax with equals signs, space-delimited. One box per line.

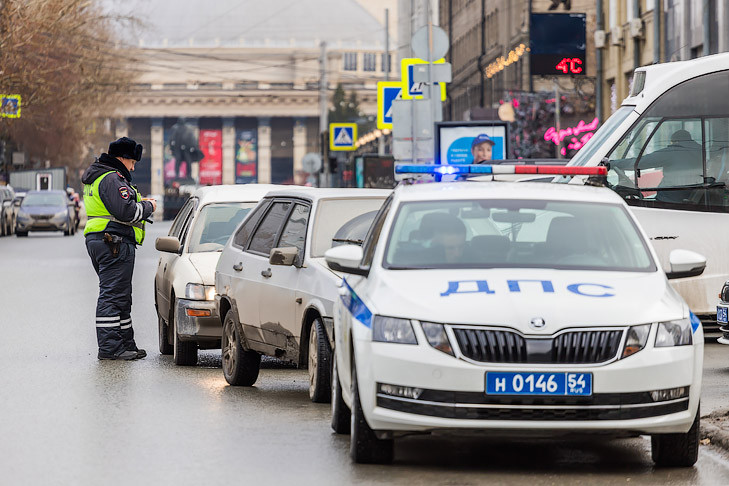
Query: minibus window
xmin=604 ymin=71 xmax=729 ymax=212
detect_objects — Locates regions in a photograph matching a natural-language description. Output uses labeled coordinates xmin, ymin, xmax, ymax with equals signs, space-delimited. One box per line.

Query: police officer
xmin=82 ymin=137 xmax=156 ymax=360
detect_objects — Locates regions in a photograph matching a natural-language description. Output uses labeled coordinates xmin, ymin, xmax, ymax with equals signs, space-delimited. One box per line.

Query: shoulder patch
xmin=119 ymin=186 xmax=130 ymax=200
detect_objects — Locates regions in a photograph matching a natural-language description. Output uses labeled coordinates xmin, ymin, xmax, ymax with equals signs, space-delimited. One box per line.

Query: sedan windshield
xmin=384 ymin=199 xmax=656 ymax=272
xmin=21 ymin=193 xmax=66 ymax=207
xmin=187 ymin=202 xmax=257 ymax=252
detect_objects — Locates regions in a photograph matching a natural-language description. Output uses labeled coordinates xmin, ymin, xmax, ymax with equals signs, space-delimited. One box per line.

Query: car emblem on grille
xmin=530 ymin=317 xmax=546 ymax=330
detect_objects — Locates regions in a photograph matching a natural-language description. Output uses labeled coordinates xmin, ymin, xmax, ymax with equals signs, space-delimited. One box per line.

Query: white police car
xmin=324 ymin=164 xmax=705 ymax=466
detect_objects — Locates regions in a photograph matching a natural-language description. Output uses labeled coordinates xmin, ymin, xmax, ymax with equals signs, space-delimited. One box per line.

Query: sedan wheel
xmin=308 ymin=318 xmax=332 ymax=403
xmin=221 ymin=309 xmax=260 ymax=386
xmin=158 ymin=315 xmax=173 ymax=355
xmin=173 ymin=305 xmax=198 ymax=366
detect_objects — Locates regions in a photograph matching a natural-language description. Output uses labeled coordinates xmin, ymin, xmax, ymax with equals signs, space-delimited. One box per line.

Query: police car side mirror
xmin=325 ymin=245 xmax=367 ymax=276
xmin=666 ymin=249 xmax=706 ymax=280
xmin=270 ymin=247 xmax=298 ymax=266
xmin=156 ymin=236 xmax=181 ymax=253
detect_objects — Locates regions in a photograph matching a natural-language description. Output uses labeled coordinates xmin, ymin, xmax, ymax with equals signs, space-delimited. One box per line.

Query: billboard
xmin=530 ymin=13 xmax=586 ymax=76
xmin=199 ymin=129 xmax=222 ymax=185
xmin=164 ymin=118 xmax=204 ymax=185
xmin=235 ymin=129 xmax=258 ymax=184
xmin=435 ymin=121 xmax=509 ymax=165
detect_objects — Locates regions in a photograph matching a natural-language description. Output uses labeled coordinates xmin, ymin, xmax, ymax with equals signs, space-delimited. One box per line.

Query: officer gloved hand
xmin=143 ymin=198 xmax=157 ymax=212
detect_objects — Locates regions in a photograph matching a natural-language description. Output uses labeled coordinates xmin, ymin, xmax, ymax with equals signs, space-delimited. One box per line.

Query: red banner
xmin=199 ymin=129 xmax=222 ymax=185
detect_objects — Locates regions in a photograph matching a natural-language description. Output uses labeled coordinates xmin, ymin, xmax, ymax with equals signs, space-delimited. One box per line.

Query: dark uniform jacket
xmin=81 ymin=153 xmax=154 ymax=243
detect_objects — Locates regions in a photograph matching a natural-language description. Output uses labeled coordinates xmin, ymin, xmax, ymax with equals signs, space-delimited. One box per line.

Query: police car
xmin=324 ymin=164 xmax=705 ymax=466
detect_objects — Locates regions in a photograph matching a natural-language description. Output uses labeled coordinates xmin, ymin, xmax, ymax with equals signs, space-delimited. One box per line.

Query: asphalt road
xmin=1 ymin=222 xmax=729 ymax=485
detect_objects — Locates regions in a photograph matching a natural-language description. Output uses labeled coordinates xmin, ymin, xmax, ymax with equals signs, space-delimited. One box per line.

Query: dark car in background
xmin=15 ymin=190 xmax=76 ymax=237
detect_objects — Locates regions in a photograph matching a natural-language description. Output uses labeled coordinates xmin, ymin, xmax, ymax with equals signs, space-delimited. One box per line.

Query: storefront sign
xmin=199 ymin=129 xmax=222 ymax=185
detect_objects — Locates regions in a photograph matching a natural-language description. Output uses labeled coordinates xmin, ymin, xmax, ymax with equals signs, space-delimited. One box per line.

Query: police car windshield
xmin=384 ymin=199 xmax=656 ymax=272
xmin=187 ymin=202 xmax=256 ymax=252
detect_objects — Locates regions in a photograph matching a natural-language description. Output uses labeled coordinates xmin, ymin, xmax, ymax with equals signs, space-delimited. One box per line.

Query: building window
xmin=363 ymin=53 xmax=376 ymax=72
xmin=344 ymin=52 xmax=358 ymax=71
xmin=381 ymin=53 xmax=391 ymax=72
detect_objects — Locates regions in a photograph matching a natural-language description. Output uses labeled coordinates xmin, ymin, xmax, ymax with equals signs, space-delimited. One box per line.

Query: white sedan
xmin=325 ymin=174 xmax=705 ymax=466
xmin=215 ymin=188 xmax=389 ymax=401
xmin=154 ymin=184 xmax=281 ymax=366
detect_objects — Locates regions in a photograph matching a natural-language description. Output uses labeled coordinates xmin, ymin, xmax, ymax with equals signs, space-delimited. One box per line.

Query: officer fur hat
xmin=109 ymin=137 xmax=143 ymax=161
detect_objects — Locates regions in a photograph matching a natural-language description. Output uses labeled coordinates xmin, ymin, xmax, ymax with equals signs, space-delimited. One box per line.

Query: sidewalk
xmin=701 ymin=408 xmax=729 ymax=451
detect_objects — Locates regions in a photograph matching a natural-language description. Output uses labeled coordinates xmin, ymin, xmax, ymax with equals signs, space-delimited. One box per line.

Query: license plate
xmin=718 ymin=306 xmax=728 ymax=324
xmin=486 ymin=372 xmax=592 ymax=396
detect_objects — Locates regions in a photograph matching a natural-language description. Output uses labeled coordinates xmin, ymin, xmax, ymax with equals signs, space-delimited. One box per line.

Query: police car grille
xmin=453 ymin=329 xmax=527 ymax=363
xmin=453 ymin=328 xmax=623 ymax=364
xmin=552 ymin=330 xmax=623 ymax=364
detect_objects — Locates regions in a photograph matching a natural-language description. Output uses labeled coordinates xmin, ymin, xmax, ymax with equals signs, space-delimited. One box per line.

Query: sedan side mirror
xmin=270 ymin=247 xmax=299 ymax=266
xmin=324 ymin=244 xmax=368 ymax=276
xmin=156 ymin=236 xmax=181 ymax=253
xmin=666 ymin=249 xmax=707 ymax=280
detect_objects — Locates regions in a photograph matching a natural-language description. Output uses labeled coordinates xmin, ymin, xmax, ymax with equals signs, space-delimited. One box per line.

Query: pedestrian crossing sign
xmin=329 ymin=123 xmax=357 ymax=151
xmin=377 ymin=81 xmax=401 ymax=130
xmin=400 ymin=58 xmax=447 ymax=101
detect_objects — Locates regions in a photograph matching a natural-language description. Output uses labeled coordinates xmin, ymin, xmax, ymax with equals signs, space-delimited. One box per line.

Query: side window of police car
xmin=169 ymin=198 xmax=194 ymax=238
xmin=606 ymin=70 xmax=729 ymax=211
xmin=232 ymin=200 xmax=270 ymax=248
xmin=247 ymin=201 xmax=292 ymax=256
xmin=361 ymin=196 xmax=393 ymax=269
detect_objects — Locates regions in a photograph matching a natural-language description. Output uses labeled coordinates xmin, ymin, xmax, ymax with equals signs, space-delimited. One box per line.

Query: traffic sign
xmin=411 ymin=25 xmax=449 ymax=62
xmin=401 ymin=58 xmax=447 ymax=101
xmin=377 ymin=81 xmax=401 ymax=130
xmin=302 ymin=152 xmax=322 ymax=173
xmin=329 ymin=123 xmax=357 ymax=151
xmin=1 ymin=94 xmax=21 ymax=118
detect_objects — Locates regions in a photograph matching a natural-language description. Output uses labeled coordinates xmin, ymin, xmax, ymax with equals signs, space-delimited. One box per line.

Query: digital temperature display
xmin=530 ymin=13 xmax=586 ymax=76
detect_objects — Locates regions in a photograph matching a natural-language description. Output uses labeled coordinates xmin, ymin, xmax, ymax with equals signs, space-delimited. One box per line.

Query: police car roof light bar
xmin=394 ymin=164 xmax=607 ymax=177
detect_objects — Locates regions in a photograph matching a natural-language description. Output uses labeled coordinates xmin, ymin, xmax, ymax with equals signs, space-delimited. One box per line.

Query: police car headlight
xmin=373 ymin=316 xmax=417 ymax=344
xmin=655 ymin=318 xmax=693 ymax=347
xmin=421 ymin=322 xmax=454 ymax=356
xmin=185 ymin=283 xmax=215 ymax=301
xmin=621 ymin=324 xmax=651 ymax=358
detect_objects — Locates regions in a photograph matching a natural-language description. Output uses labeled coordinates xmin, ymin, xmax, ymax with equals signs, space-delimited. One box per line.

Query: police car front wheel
xmin=651 ymin=406 xmax=700 ymax=467
xmin=350 ymin=359 xmax=393 ymax=464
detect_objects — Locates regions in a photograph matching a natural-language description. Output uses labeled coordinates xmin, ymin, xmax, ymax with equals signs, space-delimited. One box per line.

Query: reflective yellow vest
xmin=83 ymin=170 xmax=145 ymax=244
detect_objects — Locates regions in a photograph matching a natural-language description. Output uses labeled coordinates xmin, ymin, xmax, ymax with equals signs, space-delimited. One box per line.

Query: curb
xmin=701 ymin=409 xmax=729 ymax=452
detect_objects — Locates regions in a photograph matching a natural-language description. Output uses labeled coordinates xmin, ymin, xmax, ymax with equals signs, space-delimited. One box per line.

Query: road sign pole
xmin=319 ymin=41 xmax=329 ymax=187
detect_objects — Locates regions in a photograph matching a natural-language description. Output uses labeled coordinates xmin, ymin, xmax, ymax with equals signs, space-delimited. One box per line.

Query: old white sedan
xmin=326 ymin=168 xmax=705 ymax=466
xmin=154 ymin=184 xmax=281 ymax=366
xmin=215 ymin=188 xmax=389 ymax=401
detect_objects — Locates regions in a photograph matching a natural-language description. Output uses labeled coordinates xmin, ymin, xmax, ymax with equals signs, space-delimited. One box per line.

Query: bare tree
xmin=0 ymin=0 xmax=133 ymax=170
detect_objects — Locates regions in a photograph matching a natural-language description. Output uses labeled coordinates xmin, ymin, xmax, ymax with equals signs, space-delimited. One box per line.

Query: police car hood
xmin=189 ymin=252 xmax=222 ymax=285
xmin=370 ymin=268 xmax=685 ymax=332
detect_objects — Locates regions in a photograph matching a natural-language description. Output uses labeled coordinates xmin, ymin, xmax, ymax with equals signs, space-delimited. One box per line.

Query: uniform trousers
xmin=85 ymin=236 xmax=138 ymax=356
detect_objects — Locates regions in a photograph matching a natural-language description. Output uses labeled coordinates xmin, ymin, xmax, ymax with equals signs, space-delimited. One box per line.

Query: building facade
xmin=111 ymin=0 xmax=397 ymax=197
xmin=598 ymin=0 xmax=729 ymax=120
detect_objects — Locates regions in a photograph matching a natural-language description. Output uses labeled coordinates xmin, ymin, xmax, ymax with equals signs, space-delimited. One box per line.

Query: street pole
xmin=319 ymin=41 xmax=329 ymax=187
xmin=379 ymin=8 xmax=390 ymax=156
xmin=554 ymin=78 xmax=561 ymax=157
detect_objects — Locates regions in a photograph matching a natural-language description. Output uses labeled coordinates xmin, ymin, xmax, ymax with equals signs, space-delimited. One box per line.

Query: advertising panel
xmin=235 ymin=130 xmax=258 ymax=184
xmin=530 ymin=13 xmax=587 ymax=76
xmin=435 ymin=121 xmax=509 ymax=165
xmin=164 ymin=118 xmax=203 ymax=185
xmin=199 ymin=129 xmax=222 ymax=185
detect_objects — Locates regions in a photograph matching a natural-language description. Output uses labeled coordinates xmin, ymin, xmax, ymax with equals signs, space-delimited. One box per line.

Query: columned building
xmin=112 ymin=0 xmax=397 ymax=197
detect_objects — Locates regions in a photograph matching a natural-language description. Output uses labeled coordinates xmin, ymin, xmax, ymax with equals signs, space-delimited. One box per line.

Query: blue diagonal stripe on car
xmin=341 ymin=278 xmax=372 ymax=328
